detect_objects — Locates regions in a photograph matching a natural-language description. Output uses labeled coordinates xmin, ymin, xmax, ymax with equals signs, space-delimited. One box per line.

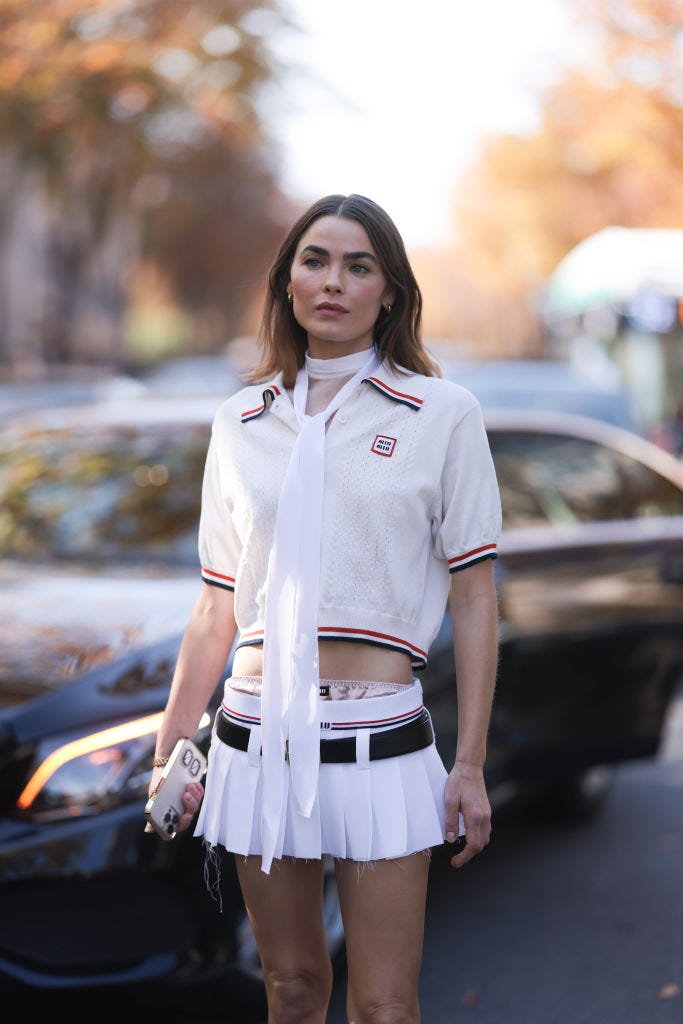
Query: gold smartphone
xmin=144 ymin=737 xmax=207 ymax=840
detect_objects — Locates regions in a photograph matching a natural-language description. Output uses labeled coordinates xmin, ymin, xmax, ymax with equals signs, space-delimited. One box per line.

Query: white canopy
xmin=543 ymin=227 xmax=683 ymax=319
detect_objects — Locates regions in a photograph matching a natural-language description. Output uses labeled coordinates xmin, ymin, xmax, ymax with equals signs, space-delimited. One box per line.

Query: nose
xmin=323 ymin=262 xmax=343 ymax=292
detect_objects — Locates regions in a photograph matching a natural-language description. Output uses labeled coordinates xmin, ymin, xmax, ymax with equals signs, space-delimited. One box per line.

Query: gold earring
xmin=287 ymin=292 xmax=293 ymax=303
xmin=384 ymin=303 xmax=392 ymax=313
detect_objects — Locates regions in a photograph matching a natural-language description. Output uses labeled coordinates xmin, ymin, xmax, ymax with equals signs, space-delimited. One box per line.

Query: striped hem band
xmin=448 ymin=543 xmax=498 ymax=573
xmin=202 ymin=568 xmax=236 ymax=590
xmin=237 ymin=626 xmax=428 ymax=670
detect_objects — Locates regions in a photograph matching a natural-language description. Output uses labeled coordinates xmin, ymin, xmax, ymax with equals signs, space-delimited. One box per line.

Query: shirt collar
xmin=240 ymin=373 xmax=286 ymax=423
xmin=361 ymin=360 xmax=427 ymax=411
xmin=241 ymin=361 xmax=429 ymax=422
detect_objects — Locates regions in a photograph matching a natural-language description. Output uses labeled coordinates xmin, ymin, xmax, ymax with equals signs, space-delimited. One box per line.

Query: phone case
xmin=144 ymin=737 xmax=208 ymax=840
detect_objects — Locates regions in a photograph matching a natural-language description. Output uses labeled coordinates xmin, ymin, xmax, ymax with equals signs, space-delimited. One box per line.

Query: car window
xmin=477 ymin=388 xmax=638 ymax=430
xmin=489 ymin=430 xmax=683 ymax=529
xmin=0 ymin=423 xmax=209 ymax=563
xmin=443 ymin=360 xmax=640 ymax=431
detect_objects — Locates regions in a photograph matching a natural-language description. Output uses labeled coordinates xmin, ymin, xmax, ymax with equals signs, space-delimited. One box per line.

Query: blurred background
xmin=2 ymin=4 xmax=683 ymax=1019
xmin=1 ymin=0 xmax=682 ymax=449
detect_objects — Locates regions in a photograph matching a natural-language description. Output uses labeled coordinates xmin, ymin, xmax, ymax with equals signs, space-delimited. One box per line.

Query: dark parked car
xmin=1 ymin=395 xmax=682 ymax=1006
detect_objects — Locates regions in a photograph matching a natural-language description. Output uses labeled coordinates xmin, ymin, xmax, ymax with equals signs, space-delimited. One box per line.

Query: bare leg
xmin=335 ymin=852 xmax=430 ymax=1024
xmin=235 ymin=855 xmax=333 ymax=1024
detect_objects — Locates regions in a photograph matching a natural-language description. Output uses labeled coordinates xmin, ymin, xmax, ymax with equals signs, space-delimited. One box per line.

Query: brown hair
xmin=248 ymin=194 xmax=441 ymax=387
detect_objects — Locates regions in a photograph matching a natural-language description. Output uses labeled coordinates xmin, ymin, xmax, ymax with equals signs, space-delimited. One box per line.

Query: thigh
xmin=335 ymin=852 xmax=430 ymax=1014
xmin=235 ymin=855 xmax=331 ymax=977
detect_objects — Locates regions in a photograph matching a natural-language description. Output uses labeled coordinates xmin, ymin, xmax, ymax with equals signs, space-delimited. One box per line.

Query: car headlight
xmin=15 ymin=712 xmax=211 ymax=822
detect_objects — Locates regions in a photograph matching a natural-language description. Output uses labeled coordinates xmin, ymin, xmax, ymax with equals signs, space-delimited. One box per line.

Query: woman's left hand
xmin=444 ymin=760 xmax=491 ymax=868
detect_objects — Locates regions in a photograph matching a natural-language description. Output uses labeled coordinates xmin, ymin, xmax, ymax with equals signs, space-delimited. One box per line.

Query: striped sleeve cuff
xmin=447 ymin=543 xmax=498 ymax=573
xmin=201 ymin=567 xmax=236 ymax=590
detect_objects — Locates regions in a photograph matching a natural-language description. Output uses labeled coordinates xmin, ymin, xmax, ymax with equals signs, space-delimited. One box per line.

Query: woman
xmin=146 ymin=194 xmax=501 ymax=1024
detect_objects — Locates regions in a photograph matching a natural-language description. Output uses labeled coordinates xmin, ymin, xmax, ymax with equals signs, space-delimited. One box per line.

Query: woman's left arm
xmin=444 ymin=558 xmax=499 ymax=868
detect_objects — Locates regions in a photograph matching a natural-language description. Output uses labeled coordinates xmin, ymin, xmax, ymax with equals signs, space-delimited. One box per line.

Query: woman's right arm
xmin=145 ymin=582 xmax=237 ymax=830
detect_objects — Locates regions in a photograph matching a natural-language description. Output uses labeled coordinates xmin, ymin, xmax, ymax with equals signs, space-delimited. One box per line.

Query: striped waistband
xmin=220 ymin=677 xmax=425 ymax=732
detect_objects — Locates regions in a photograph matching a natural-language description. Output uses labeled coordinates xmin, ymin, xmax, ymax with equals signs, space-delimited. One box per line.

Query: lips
xmin=316 ymin=302 xmax=347 ymax=313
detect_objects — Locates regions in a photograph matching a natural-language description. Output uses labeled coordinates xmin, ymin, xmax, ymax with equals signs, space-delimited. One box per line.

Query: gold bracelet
xmin=152 ymin=755 xmax=169 ymax=767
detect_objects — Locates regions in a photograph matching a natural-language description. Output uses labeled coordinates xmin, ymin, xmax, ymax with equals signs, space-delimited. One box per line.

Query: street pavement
xmin=327 ymin=683 xmax=683 ymax=1024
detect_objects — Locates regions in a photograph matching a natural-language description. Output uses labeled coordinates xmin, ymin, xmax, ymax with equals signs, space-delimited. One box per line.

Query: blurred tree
xmin=443 ymin=0 xmax=683 ymax=352
xmin=412 ymin=245 xmax=542 ymax=359
xmin=0 ymin=0 xmax=292 ymax=373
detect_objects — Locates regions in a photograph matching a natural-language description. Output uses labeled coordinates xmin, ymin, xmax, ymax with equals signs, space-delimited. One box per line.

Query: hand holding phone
xmin=144 ymin=737 xmax=207 ymax=840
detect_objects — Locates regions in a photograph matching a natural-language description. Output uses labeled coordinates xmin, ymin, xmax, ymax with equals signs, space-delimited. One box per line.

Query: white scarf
xmin=259 ymin=346 xmax=380 ymax=874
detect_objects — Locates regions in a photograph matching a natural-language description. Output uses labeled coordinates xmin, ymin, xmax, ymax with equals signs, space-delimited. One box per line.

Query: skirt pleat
xmin=318 ymin=763 xmax=348 ymax=858
xmin=196 ymin=739 xmax=261 ymax=856
xmin=195 ymin=681 xmax=449 ymax=863
xmin=340 ymin=759 xmax=374 ymax=861
xmin=281 ymin=777 xmax=321 ymax=860
xmin=401 ymin=747 xmax=447 ymax=853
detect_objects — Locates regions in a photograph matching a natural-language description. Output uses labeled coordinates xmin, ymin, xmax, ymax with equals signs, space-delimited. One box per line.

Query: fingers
xmin=449 ymin=831 xmax=488 ymax=869
xmin=144 ymin=781 xmax=204 ymax=836
xmin=182 ymin=781 xmax=204 ymax=812
xmin=178 ymin=781 xmax=204 ymax=830
xmin=444 ymin=775 xmax=492 ymax=869
xmin=445 ymin=810 xmax=465 ymax=844
xmin=449 ymin=809 xmax=491 ymax=867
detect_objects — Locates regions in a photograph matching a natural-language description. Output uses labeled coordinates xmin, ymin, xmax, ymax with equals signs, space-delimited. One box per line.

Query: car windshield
xmin=490 ymin=430 xmax=683 ymax=528
xmin=0 ymin=421 xmax=209 ymax=564
xmin=443 ymin=361 xmax=640 ymax=431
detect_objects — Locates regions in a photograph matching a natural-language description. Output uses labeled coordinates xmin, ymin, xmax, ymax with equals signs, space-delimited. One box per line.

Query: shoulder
xmin=376 ymin=364 xmax=480 ymax=422
xmin=423 ymin=374 xmax=480 ymax=416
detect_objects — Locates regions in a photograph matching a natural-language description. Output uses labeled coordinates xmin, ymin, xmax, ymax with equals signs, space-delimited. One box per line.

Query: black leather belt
xmin=216 ymin=709 xmax=434 ymax=763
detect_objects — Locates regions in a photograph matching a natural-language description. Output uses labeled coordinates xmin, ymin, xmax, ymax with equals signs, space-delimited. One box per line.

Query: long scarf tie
xmin=259 ymin=348 xmax=380 ymax=874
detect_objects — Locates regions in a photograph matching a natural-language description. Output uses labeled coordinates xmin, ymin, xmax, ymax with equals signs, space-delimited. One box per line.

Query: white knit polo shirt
xmin=198 ymin=359 xmax=502 ymax=670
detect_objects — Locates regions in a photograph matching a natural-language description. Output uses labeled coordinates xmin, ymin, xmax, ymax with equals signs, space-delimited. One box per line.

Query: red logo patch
xmin=371 ymin=434 xmax=397 ymax=457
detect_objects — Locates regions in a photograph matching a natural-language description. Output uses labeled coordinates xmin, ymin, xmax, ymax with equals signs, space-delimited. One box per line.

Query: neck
xmin=305 ymin=346 xmax=375 ymax=380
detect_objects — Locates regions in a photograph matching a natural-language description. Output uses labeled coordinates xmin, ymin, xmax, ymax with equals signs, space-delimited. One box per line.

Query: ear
xmin=382 ymin=287 xmax=396 ymax=309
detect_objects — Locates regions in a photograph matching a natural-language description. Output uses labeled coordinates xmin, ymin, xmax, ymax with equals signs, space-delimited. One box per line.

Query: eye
xmin=349 ymin=263 xmax=370 ymax=275
xmin=303 ymin=256 xmax=323 ymax=268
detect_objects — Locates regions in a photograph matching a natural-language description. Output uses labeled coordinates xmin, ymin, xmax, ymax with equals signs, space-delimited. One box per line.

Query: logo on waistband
xmin=371 ymin=434 xmax=397 ymax=457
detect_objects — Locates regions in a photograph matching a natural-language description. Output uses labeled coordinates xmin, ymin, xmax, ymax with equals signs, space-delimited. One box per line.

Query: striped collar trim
xmin=241 ymin=364 xmax=428 ymax=420
xmin=362 ymin=365 xmax=426 ymax=411
xmin=241 ymin=383 xmax=282 ymax=422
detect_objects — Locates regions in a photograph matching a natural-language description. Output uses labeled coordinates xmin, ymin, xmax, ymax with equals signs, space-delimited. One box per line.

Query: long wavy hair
xmin=248 ymin=194 xmax=441 ymax=387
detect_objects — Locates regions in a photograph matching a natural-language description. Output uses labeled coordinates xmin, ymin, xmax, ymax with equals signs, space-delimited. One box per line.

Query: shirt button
xmin=338 ymin=414 xmax=347 ymax=424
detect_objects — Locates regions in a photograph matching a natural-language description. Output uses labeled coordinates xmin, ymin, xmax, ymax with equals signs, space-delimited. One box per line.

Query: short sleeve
xmin=197 ymin=424 xmax=242 ymax=591
xmin=433 ymin=402 xmax=502 ymax=573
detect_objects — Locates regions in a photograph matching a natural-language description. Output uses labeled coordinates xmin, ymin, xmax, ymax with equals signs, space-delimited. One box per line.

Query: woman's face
xmin=287 ymin=215 xmax=394 ymax=359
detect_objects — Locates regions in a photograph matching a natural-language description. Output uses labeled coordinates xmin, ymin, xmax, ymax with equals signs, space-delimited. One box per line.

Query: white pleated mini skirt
xmin=194 ymin=678 xmax=448 ymax=864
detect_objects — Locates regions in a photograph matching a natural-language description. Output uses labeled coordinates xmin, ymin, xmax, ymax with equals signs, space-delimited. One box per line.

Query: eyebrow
xmin=301 ymin=244 xmax=378 ymax=264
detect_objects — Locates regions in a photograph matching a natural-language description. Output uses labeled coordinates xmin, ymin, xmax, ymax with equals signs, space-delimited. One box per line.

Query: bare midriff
xmin=231 ymin=640 xmax=414 ymax=686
